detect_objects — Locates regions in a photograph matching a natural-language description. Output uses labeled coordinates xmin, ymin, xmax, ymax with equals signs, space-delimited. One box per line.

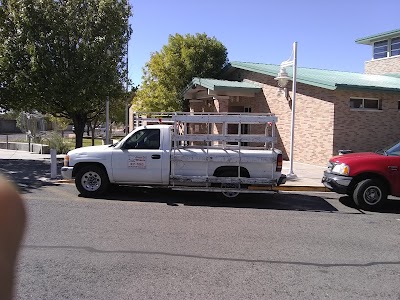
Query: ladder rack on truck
xmin=170 ymin=112 xmax=277 ymax=149
xmin=133 ymin=112 xmax=284 ymax=196
xmin=133 ymin=112 xmax=175 ymax=128
xmin=134 ymin=111 xmax=278 ymax=148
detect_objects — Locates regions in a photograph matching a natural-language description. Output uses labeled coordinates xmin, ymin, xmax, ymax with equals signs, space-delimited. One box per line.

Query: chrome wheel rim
xmin=221 ymin=183 xmax=240 ymax=198
xmin=81 ymin=171 xmax=101 ymax=192
xmin=363 ymin=185 xmax=382 ymax=206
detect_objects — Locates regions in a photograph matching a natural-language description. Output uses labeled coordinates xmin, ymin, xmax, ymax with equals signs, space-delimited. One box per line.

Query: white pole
xmin=287 ymin=42 xmax=297 ymax=179
xmin=125 ymin=31 xmax=130 ymax=136
xmin=50 ymin=149 xmax=57 ymax=179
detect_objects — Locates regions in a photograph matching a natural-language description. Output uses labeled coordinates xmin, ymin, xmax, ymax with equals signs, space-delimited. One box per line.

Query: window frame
xmin=349 ymin=97 xmax=382 ymax=111
xmin=373 ymin=37 xmax=400 ymax=59
xmin=390 ymin=37 xmax=400 ymax=57
xmin=122 ymin=128 xmax=160 ymax=150
xmin=373 ymin=40 xmax=388 ymax=59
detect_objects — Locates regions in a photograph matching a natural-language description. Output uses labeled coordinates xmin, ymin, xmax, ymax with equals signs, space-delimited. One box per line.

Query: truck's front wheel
xmin=75 ymin=165 xmax=110 ymax=197
xmin=353 ymin=179 xmax=387 ymax=210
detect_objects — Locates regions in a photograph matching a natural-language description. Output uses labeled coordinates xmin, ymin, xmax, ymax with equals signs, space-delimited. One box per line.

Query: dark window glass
xmin=374 ymin=52 xmax=387 ymax=59
xmin=391 ymin=49 xmax=400 ymax=56
xmin=350 ymin=98 xmax=380 ymax=110
xmin=391 ymin=38 xmax=400 ymax=56
xmin=391 ymin=37 xmax=400 ymax=43
xmin=364 ymin=99 xmax=379 ymax=109
xmin=123 ymin=129 xmax=160 ymax=149
xmin=398 ymin=101 xmax=400 ymax=110
xmin=350 ymin=98 xmax=363 ymax=108
xmin=373 ymin=40 xmax=388 ymax=59
xmin=374 ymin=46 xmax=387 ymax=54
xmin=374 ymin=40 xmax=388 ymax=47
xmin=392 ymin=42 xmax=400 ymax=50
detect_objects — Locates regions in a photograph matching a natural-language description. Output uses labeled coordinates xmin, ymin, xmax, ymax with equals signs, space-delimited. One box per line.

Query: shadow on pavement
xmin=0 ymin=159 xmax=63 ymax=193
xmin=339 ymin=195 xmax=400 ymax=214
xmin=83 ymin=185 xmax=339 ymax=213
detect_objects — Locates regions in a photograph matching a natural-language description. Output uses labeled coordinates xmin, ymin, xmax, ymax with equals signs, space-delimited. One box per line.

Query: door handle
xmin=151 ymin=154 xmax=161 ymax=159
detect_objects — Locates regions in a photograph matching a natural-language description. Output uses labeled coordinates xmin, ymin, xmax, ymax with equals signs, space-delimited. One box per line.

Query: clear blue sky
xmin=128 ymin=0 xmax=400 ymax=87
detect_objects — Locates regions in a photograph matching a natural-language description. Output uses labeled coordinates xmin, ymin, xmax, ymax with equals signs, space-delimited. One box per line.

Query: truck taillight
xmin=276 ymin=154 xmax=282 ymax=172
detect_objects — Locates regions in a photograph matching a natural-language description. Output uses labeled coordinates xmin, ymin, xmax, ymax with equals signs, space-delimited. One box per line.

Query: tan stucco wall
xmin=365 ymin=56 xmax=400 ymax=75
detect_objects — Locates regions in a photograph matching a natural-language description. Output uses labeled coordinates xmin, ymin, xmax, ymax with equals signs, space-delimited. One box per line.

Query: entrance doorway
xmin=227 ymin=106 xmax=251 ymax=146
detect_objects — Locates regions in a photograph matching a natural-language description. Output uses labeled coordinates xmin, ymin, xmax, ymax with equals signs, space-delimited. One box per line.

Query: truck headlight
xmin=332 ymin=163 xmax=350 ymax=176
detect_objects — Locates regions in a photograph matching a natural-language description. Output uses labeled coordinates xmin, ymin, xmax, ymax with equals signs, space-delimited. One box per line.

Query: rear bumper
xmin=321 ymin=171 xmax=352 ymax=194
xmin=277 ymin=174 xmax=287 ymax=186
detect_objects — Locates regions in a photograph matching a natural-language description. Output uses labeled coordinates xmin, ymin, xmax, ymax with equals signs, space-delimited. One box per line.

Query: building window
xmin=374 ymin=40 xmax=388 ymax=59
xmin=391 ymin=37 xmax=400 ymax=56
xmin=350 ymin=98 xmax=381 ymax=110
xmin=398 ymin=100 xmax=400 ymax=111
xmin=373 ymin=37 xmax=400 ymax=59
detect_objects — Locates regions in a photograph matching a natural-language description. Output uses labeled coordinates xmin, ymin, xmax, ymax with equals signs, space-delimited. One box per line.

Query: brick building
xmin=183 ymin=29 xmax=400 ymax=166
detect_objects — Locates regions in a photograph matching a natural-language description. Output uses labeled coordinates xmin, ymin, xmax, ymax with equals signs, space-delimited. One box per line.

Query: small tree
xmin=133 ymin=33 xmax=228 ymax=112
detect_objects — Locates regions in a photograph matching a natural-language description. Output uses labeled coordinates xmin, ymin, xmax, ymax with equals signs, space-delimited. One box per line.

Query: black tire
xmin=75 ymin=165 xmax=110 ymax=197
xmin=353 ymin=179 xmax=387 ymax=210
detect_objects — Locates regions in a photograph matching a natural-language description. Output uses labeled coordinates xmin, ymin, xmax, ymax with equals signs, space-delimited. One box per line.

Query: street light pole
xmin=288 ymin=41 xmax=297 ymax=179
xmin=275 ymin=42 xmax=298 ymax=180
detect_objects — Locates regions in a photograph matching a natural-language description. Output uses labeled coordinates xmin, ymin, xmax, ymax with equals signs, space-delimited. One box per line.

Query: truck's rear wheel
xmin=218 ymin=170 xmax=249 ymax=199
xmin=221 ymin=182 xmax=240 ymax=198
xmin=75 ymin=165 xmax=110 ymax=197
xmin=353 ymin=179 xmax=387 ymax=210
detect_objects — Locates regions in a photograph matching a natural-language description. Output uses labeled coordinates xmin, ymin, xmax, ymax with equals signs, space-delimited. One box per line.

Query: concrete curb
xmin=273 ymin=186 xmax=329 ymax=192
xmin=56 ymin=179 xmax=74 ymax=184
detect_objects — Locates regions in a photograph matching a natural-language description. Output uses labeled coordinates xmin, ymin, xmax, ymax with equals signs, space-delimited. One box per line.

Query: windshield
xmin=376 ymin=140 xmax=400 ymax=156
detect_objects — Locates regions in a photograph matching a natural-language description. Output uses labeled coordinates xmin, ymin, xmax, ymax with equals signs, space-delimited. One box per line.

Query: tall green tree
xmin=0 ymin=0 xmax=131 ymax=148
xmin=133 ymin=33 xmax=228 ymax=112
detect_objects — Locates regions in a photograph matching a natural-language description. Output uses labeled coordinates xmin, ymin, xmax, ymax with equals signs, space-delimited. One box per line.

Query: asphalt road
xmin=1 ymin=159 xmax=400 ymax=300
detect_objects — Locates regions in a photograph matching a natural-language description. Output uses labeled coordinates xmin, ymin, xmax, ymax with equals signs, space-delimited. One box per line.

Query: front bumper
xmin=321 ymin=171 xmax=352 ymax=194
xmin=61 ymin=166 xmax=74 ymax=180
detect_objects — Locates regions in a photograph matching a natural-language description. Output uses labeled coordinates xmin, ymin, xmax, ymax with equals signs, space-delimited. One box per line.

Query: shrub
xmin=44 ymin=131 xmax=71 ymax=154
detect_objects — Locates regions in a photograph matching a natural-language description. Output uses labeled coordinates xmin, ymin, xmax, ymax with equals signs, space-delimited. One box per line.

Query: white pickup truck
xmin=61 ymin=112 xmax=286 ymax=198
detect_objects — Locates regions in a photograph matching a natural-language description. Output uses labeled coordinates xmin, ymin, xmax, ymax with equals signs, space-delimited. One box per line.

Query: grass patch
xmin=65 ymin=137 xmax=104 ymax=148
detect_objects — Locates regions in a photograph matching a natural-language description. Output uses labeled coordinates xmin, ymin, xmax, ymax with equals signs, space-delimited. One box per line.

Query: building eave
xmin=355 ymin=29 xmax=400 ymax=45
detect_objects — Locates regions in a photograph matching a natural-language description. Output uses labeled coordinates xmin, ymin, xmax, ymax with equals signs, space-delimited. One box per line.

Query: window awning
xmin=183 ymin=77 xmax=262 ymax=100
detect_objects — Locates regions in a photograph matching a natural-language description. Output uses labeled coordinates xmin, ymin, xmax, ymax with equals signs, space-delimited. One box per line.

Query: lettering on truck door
xmin=111 ymin=129 xmax=163 ymax=184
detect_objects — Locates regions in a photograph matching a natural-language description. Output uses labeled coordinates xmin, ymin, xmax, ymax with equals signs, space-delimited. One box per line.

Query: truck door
xmin=111 ymin=128 xmax=165 ymax=184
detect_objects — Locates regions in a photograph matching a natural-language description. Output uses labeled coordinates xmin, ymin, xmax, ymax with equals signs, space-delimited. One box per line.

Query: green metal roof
xmin=184 ymin=77 xmax=262 ymax=94
xmin=355 ymin=29 xmax=400 ymax=45
xmin=384 ymin=73 xmax=400 ymax=78
xmin=225 ymin=61 xmax=400 ymax=92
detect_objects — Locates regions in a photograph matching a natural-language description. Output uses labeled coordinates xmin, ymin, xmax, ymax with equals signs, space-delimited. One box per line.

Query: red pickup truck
xmin=322 ymin=140 xmax=400 ymax=210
